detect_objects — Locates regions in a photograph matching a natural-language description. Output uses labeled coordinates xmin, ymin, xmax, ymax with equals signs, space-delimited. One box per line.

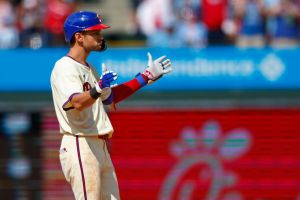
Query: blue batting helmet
xmin=63 ymin=11 xmax=110 ymax=42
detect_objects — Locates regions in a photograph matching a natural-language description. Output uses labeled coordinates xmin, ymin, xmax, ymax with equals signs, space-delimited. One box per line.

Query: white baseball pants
xmin=59 ymin=134 xmax=120 ymax=200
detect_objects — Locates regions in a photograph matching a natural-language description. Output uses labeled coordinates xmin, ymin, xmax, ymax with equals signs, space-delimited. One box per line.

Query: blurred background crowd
xmin=1 ymin=0 xmax=300 ymax=49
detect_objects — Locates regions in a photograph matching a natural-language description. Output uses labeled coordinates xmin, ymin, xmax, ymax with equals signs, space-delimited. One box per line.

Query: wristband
xmin=90 ymin=87 xmax=101 ymax=99
xmin=102 ymin=92 xmax=114 ymax=105
xmin=135 ymin=73 xmax=148 ymax=87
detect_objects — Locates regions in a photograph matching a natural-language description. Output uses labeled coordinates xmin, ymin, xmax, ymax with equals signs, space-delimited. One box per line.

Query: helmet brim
xmin=84 ymin=24 xmax=110 ymax=31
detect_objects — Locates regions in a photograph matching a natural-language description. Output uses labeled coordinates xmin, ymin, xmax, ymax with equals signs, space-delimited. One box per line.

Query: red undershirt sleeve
xmin=111 ymin=73 xmax=149 ymax=104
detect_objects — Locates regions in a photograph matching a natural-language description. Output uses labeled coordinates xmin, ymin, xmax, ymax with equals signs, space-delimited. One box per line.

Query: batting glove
xmin=95 ymin=63 xmax=117 ymax=104
xmin=143 ymin=52 xmax=172 ymax=81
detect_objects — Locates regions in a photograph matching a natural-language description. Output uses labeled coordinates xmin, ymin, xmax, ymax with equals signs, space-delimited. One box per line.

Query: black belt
xmin=98 ymin=134 xmax=109 ymax=139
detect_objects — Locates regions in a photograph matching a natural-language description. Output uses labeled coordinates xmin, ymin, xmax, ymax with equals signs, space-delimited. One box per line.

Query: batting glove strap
xmin=135 ymin=73 xmax=148 ymax=87
xmin=144 ymin=52 xmax=172 ymax=80
xmin=102 ymin=92 xmax=113 ymax=105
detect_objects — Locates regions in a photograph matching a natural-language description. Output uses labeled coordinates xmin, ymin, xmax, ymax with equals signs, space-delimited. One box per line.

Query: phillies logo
xmin=158 ymin=120 xmax=252 ymax=200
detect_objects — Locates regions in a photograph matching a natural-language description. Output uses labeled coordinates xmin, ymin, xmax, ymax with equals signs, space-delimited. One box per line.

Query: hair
xmin=70 ymin=35 xmax=76 ymax=46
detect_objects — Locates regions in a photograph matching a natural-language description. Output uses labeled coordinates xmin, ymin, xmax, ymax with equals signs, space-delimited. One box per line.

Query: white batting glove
xmin=143 ymin=52 xmax=172 ymax=81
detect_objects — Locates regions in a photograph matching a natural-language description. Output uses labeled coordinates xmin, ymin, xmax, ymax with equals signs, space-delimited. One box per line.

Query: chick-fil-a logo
xmin=158 ymin=120 xmax=252 ymax=200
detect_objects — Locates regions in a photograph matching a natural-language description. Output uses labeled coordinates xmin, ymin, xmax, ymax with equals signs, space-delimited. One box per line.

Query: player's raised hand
xmin=143 ymin=52 xmax=172 ymax=81
xmin=96 ymin=63 xmax=117 ymax=105
xmin=99 ymin=63 xmax=117 ymax=89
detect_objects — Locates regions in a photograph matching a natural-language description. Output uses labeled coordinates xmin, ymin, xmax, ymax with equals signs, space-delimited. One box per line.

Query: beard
xmin=95 ymin=39 xmax=107 ymax=52
xmin=82 ymin=39 xmax=107 ymax=52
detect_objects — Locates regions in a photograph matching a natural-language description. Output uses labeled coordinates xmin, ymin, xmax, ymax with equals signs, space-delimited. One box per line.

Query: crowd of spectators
xmin=134 ymin=0 xmax=300 ymax=48
xmin=1 ymin=0 xmax=300 ymax=49
xmin=0 ymin=0 xmax=76 ymax=49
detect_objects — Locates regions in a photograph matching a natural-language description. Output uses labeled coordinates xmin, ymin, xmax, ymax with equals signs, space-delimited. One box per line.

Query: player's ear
xmin=75 ymin=32 xmax=84 ymax=43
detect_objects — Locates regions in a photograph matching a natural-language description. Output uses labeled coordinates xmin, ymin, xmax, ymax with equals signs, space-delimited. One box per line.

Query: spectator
xmin=233 ymin=0 xmax=266 ymax=48
xmin=221 ymin=0 xmax=239 ymax=44
xmin=265 ymin=0 xmax=300 ymax=48
xmin=0 ymin=0 xmax=19 ymax=48
xmin=147 ymin=23 xmax=180 ymax=47
xmin=128 ymin=0 xmax=144 ymax=37
xmin=44 ymin=0 xmax=76 ymax=46
xmin=201 ymin=0 xmax=228 ymax=45
xmin=16 ymin=0 xmax=45 ymax=48
xmin=174 ymin=7 xmax=208 ymax=48
xmin=136 ymin=0 xmax=175 ymax=37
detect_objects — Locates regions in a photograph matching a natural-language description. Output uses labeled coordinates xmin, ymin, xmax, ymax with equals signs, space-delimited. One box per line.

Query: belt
xmin=63 ymin=133 xmax=110 ymax=139
xmin=98 ymin=134 xmax=109 ymax=140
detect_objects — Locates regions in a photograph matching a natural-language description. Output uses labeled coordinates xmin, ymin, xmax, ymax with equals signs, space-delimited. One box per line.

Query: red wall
xmin=109 ymin=109 xmax=300 ymax=200
xmin=43 ymin=108 xmax=300 ymax=200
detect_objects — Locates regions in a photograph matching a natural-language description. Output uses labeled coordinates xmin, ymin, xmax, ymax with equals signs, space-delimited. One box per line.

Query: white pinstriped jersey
xmin=50 ymin=56 xmax=113 ymax=137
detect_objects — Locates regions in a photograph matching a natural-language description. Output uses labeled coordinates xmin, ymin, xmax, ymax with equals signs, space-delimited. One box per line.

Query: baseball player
xmin=50 ymin=11 xmax=172 ymax=200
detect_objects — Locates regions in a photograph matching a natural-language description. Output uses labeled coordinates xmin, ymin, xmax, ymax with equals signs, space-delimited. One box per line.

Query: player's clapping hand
xmin=98 ymin=63 xmax=117 ymax=89
xmin=95 ymin=63 xmax=117 ymax=105
xmin=143 ymin=52 xmax=172 ymax=81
